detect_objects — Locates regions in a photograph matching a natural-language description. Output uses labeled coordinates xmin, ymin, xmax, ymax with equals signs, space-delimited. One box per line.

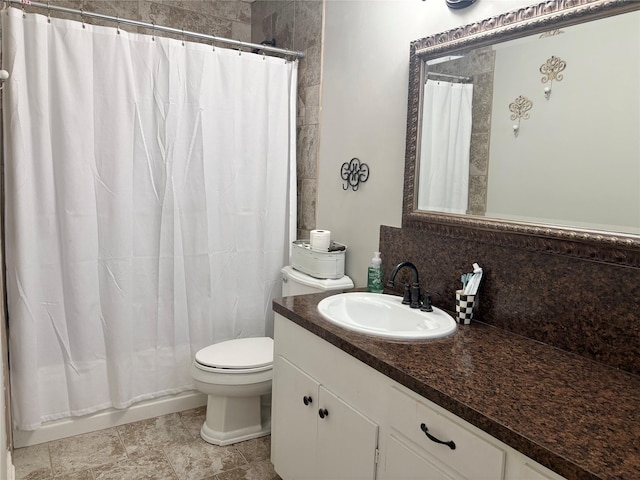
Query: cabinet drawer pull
xmin=420 ymin=423 xmax=456 ymax=450
xmin=319 ymin=408 xmax=329 ymax=419
xmin=303 ymin=395 xmax=313 ymax=406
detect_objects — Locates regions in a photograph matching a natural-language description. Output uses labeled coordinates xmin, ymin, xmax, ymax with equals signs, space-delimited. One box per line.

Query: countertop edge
xmin=272 ymin=296 xmax=633 ymax=480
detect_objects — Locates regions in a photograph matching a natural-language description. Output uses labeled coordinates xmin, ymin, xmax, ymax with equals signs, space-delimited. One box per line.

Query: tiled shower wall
xmin=251 ymin=1 xmax=323 ymax=240
xmin=16 ymin=0 xmax=322 ymax=240
xmin=26 ymin=1 xmax=253 ymax=41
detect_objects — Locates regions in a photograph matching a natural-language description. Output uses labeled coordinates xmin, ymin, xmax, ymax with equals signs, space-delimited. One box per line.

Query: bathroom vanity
xmin=271 ymin=293 xmax=640 ymax=480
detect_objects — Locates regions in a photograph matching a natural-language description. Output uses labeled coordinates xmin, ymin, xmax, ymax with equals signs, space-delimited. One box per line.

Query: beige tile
xmin=178 ymin=406 xmax=207 ymax=439
xmin=297 ymin=178 xmax=316 ymax=232
xmin=234 ymin=437 xmax=271 ymax=463
xmin=49 ymin=428 xmax=126 ymax=476
xmin=164 ymin=439 xmax=246 ymax=480
xmin=53 ymin=469 xmax=94 ymax=480
xmin=93 ymin=451 xmax=177 ymax=480
xmin=293 ymin=0 xmax=322 ymax=51
xmin=296 ymin=124 xmax=318 ymax=179
xmin=215 ymin=459 xmax=280 ymax=480
xmin=118 ymin=413 xmax=193 ymax=456
xmin=14 ymin=443 xmax=52 ymax=480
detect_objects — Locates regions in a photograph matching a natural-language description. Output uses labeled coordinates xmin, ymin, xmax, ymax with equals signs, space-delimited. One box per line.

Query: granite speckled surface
xmin=273 ymin=293 xmax=640 ymax=480
xmin=380 ymin=225 xmax=640 ymax=376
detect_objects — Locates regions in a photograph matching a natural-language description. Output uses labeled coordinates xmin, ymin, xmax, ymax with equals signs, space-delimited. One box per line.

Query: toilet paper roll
xmin=310 ymin=229 xmax=331 ymax=252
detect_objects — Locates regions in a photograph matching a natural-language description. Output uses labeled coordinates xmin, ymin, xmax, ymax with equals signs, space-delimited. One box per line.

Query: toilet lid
xmin=195 ymin=337 xmax=274 ymax=370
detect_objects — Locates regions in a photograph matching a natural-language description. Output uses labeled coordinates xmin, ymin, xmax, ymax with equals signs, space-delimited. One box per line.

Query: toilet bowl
xmin=191 ymin=337 xmax=273 ymax=446
xmin=191 ymin=266 xmax=353 ymax=446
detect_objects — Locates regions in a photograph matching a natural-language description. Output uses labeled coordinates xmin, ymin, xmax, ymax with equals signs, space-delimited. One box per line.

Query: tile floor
xmin=13 ymin=407 xmax=281 ymax=480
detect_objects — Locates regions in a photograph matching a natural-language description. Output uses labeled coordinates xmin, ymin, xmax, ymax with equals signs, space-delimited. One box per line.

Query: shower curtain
xmin=417 ymin=79 xmax=473 ymax=214
xmin=2 ymin=7 xmax=297 ymax=430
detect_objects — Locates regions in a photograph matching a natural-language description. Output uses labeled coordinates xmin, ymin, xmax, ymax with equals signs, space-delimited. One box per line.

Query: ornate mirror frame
xmin=403 ymin=0 xmax=640 ymax=267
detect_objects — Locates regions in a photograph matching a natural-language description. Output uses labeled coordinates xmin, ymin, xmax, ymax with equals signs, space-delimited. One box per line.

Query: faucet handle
xmin=401 ymin=284 xmax=411 ymax=305
xmin=410 ymin=283 xmax=422 ymax=309
xmin=420 ymin=291 xmax=441 ymax=312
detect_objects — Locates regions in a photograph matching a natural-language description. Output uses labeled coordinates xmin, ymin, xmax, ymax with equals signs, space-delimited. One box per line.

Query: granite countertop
xmin=273 ymin=292 xmax=640 ymax=480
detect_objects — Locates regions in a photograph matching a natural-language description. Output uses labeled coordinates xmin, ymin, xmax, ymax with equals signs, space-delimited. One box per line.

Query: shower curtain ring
xmin=21 ymin=4 xmax=25 ymax=18
xmin=80 ymin=8 xmax=85 ymax=28
xmin=181 ymin=27 xmax=185 ymax=46
xmin=46 ymin=1 xmax=51 ymax=23
xmin=116 ymin=15 xmax=120 ymax=34
xmin=151 ymin=21 xmax=155 ymax=41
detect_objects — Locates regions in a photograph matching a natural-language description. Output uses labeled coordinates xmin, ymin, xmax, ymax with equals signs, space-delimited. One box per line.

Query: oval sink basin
xmin=317 ymin=292 xmax=457 ymax=340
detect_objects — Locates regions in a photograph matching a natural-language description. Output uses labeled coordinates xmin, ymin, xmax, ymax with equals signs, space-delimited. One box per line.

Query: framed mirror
xmin=403 ymin=0 xmax=640 ymax=267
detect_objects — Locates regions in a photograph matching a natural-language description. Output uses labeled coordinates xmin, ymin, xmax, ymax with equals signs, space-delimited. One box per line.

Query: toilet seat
xmin=194 ymin=337 xmax=273 ymax=374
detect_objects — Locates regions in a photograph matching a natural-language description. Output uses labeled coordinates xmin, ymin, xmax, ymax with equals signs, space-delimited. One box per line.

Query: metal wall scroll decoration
xmin=509 ymin=95 xmax=533 ymax=137
xmin=341 ymin=157 xmax=370 ymax=191
xmin=540 ymin=55 xmax=567 ymax=99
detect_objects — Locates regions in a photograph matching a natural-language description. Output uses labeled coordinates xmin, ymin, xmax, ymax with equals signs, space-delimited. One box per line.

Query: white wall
xmin=487 ymin=11 xmax=640 ymax=233
xmin=318 ymin=0 xmax=535 ymax=287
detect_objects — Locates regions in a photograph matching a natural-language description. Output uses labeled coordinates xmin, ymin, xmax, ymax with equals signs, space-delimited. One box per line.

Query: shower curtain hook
xmin=116 ymin=15 xmax=120 ymax=35
xmin=21 ymin=4 xmax=25 ymax=18
xmin=181 ymin=27 xmax=185 ymax=46
xmin=46 ymin=1 xmax=51 ymax=23
xmin=151 ymin=21 xmax=155 ymax=41
xmin=80 ymin=8 xmax=85 ymax=29
xmin=211 ymin=41 xmax=215 ymax=52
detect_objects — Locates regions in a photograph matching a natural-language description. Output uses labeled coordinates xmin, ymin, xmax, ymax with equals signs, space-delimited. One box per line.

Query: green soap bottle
xmin=367 ymin=252 xmax=384 ymax=293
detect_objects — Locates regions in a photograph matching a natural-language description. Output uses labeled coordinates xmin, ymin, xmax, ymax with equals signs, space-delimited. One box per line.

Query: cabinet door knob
xmin=318 ymin=408 xmax=329 ymax=419
xmin=303 ymin=395 xmax=313 ymax=406
xmin=420 ymin=423 xmax=456 ymax=450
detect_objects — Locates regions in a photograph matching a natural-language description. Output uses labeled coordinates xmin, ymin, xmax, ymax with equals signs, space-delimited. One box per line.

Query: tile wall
xmin=251 ymin=1 xmax=323 ymax=240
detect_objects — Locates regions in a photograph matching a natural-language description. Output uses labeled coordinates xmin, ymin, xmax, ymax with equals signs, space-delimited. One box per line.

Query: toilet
xmin=191 ymin=265 xmax=353 ymax=446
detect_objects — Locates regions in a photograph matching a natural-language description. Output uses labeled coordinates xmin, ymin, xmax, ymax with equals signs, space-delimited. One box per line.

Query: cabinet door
xmin=272 ymin=356 xmax=320 ymax=479
xmin=316 ymin=385 xmax=379 ymax=480
xmin=383 ymin=434 xmax=455 ymax=480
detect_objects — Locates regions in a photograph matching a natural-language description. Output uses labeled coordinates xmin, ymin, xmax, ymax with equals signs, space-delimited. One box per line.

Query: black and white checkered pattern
xmin=455 ymin=291 xmax=476 ymax=325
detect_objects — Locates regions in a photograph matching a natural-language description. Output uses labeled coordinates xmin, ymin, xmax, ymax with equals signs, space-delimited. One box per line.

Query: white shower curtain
xmin=418 ymin=79 xmax=473 ymax=214
xmin=2 ymin=7 xmax=297 ymax=430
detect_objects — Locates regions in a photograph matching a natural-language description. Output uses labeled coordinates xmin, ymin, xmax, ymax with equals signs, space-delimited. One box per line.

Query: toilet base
xmin=199 ymin=394 xmax=271 ymax=446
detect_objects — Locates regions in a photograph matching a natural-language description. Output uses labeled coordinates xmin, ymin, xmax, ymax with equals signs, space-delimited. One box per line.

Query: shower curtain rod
xmin=426 ymin=72 xmax=473 ymax=83
xmin=4 ymin=0 xmax=306 ymax=59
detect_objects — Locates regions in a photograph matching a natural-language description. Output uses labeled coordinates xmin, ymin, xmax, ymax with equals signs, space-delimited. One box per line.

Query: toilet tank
xmin=281 ymin=266 xmax=354 ymax=296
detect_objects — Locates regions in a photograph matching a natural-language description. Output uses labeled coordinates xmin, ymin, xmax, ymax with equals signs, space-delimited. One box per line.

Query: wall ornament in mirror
xmin=509 ymin=95 xmax=533 ymax=137
xmin=540 ymin=55 xmax=567 ymax=100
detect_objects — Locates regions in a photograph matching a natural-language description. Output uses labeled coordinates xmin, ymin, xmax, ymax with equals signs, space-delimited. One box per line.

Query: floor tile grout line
xmin=160 ymin=438 xmax=181 ymax=480
xmin=46 ymin=441 xmax=54 ymax=479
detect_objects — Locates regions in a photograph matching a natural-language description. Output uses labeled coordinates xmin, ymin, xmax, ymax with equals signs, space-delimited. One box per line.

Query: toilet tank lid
xmin=281 ymin=266 xmax=354 ymax=290
xmin=195 ymin=337 xmax=274 ymax=369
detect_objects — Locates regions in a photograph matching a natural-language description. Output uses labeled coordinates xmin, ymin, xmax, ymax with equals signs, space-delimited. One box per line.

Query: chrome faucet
xmin=387 ymin=261 xmax=422 ymax=309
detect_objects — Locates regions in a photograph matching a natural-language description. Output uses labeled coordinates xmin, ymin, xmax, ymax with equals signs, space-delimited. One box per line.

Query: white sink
xmin=317 ymin=292 xmax=457 ymax=340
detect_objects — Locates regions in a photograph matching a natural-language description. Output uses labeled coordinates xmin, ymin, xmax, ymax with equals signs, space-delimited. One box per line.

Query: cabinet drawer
xmin=389 ymin=387 xmax=505 ymax=480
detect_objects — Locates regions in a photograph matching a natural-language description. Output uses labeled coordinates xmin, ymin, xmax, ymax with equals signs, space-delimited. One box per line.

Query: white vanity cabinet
xmin=271 ymin=314 xmax=566 ymax=480
xmin=381 ymin=386 xmax=505 ymax=479
xmin=271 ymin=355 xmax=379 ymax=479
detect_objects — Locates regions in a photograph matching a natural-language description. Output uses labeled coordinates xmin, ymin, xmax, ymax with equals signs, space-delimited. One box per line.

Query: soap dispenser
xmin=367 ymin=252 xmax=384 ymax=293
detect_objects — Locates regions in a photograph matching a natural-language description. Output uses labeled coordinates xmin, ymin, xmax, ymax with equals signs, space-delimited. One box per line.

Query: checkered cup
xmin=455 ymin=289 xmax=476 ymax=325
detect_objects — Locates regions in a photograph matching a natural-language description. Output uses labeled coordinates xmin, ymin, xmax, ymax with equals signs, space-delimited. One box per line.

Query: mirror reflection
xmin=417 ymin=10 xmax=640 ymax=235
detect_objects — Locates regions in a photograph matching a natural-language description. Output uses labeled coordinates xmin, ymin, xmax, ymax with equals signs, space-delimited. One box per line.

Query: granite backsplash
xmin=380 ymin=224 xmax=640 ymax=376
